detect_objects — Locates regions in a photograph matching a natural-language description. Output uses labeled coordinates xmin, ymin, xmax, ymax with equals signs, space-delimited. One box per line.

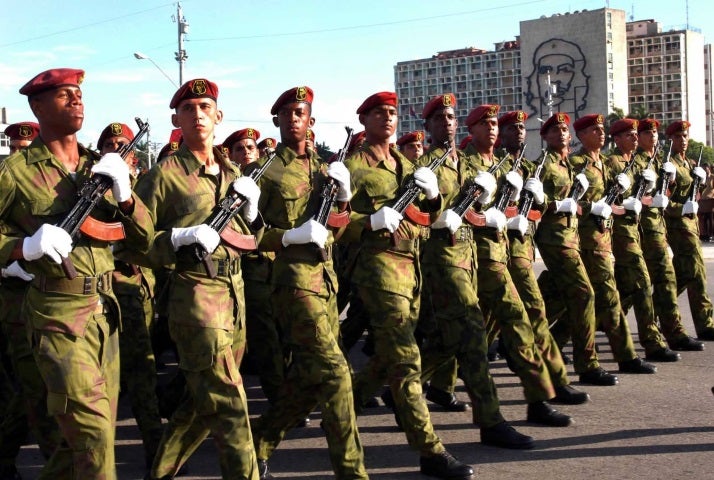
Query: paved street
xmin=15 ymin=245 xmax=714 ymax=479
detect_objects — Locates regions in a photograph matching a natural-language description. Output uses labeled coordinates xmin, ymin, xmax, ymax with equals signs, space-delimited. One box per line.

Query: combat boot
xmin=697 ymin=327 xmax=714 ymax=341
xmin=551 ymin=384 xmax=590 ymax=404
xmin=420 ymin=450 xmax=474 ymax=479
xmin=579 ymin=367 xmax=618 ymax=386
xmin=425 ymin=385 xmax=471 ymax=412
xmin=258 ymin=459 xmax=274 ymax=480
xmin=645 ymin=347 xmax=680 ymax=362
xmin=480 ymin=421 xmax=534 ymax=449
xmin=527 ymin=401 xmax=573 ymax=427
xmin=618 ymin=357 xmax=657 ymax=374
xmin=669 ymin=336 xmax=704 ymax=351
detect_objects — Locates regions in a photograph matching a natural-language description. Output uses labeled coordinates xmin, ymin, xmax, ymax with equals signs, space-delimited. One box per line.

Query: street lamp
xmin=133 ymin=52 xmax=178 ymax=88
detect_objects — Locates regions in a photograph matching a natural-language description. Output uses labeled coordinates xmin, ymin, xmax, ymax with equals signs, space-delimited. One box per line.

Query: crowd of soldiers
xmin=0 ymin=67 xmax=712 ymax=480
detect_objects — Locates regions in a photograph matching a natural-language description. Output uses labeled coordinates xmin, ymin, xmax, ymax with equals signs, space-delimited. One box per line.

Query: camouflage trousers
xmin=576 ymin=248 xmax=637 ymax=363
xmin=640 ymin=231 xmax=689 ymax=342
xmin=32 ymin=306 xmax=120 ymax=480
xmin=612 ymin=231 xmax=668 ymax=354
xmin=115 ymin=284 xmax=163 ymax=467
xmin=666 ymin=226 xmax=714 ymax=335
xmin=478 ymin=258 xmax=555 ymax=402
xmin=253 ymin=283 xmax=367 ymax=479
xmin=507 ymin=253 xmax=569 ymax=388
xmin=151 ymin=323 xmax=258 ymax=480
xmin=537 ymin=244 xmax=599 ymax=374
xmin=419 ymin=259 xmax=505 ymax=428
xmin=351 ymin=284 xmax=445 ymax=457
xmin=0 ymin=285 xmax=64 ymax=473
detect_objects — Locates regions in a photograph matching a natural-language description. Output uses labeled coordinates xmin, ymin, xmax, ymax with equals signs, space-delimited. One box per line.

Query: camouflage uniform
xmin=418 ymin=144 xmax=505 ymax=427
xmin=634 ymin=147 xmax=691 ymax=344
xmin=464 ymin=146 xmax=555 ymax=403
xmin=566 ymin=150 xmax=639 ymax=362
xmin=0 ymin=139 xmax=154 ymax=479
xmin=253 ymin=143 xmax=367 ymax=479
xmin=664 ymin=151 xmax=714 ymax=335
xmin=132 ymin=144 xmax=259 ymax=479
xmin=345 ymin=142 xmax=447 ymax=457
xmin=607 ymin=149 xmax=670 ymax=354
xmin=533 ymin=148 xmax=599 ymax=375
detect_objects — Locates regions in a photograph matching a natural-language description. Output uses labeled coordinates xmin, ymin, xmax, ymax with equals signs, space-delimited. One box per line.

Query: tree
xmin=316 ymin=141 xmax=334 ymax=162
xmin=685 ymin=139 xmax=714 ymax=166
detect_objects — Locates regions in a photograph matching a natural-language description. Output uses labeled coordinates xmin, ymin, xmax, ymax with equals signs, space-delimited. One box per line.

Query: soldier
xmin=97 ymin=122 xmax=164 ymax=471
xmin=251 ymin=86 xmax=367 ymax=480
xmin=564 ymin=115 xmax=655 ymax=375
xmin=663 ymin=120 xmax=714 ymax=340
xmin=416 ymin=94 xmax=533 ymax=448
xmin=344 ymin=91 xmax=473 ymax=479
xmin=224 ymin=128 xmax=261 ymax=170
xmin=257 ymin=137 xmax=277 ymax=158
xmin=0 ymin=67 xmax=153 ymax=478
xmin=533 ymin=112 xmax=619 ymax=386
xmin=497 ymin=110 xmax=591 ymax=404
xmin=0 ymin=120 xmax=65 ymax=480
xmin=133 ymin=78 xmax=261 ymax=479
xmin=396 ymin=130 xmax=425 ymax=161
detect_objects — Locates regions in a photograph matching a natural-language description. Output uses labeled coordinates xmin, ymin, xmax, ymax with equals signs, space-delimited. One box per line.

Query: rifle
xmin=494 ymin=144 xmax=527 ymax=214
xmin=685 ymin=146 xmax=704 ymax=218
xmin=517 ymin=149 xmax=547 ymax=220
xmin=189 ymin=148 xmax=277 ymax=278
xmin=57 ymin=117 xmax=149 ymax=279
xmin=312 ymin=126 xmax=354 ymax=261
xmin=633 ymin=143 xmax=660 ymax=203
xmin=656 ymin=141 xmax=674 ymax=198
xmin=452 ymin=154 xmax=511 ymax=221
xmin=593 ymin=155 xmax=637 ymax=231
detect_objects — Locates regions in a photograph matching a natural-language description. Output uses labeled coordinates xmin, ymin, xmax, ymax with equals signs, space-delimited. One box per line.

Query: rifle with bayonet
xmin=656 ymin=141 xmax=674 ymax=198
xmin=494 ymin=144 xmax=527 ymax=214
xmin=452 ymin=154 xmax=511 ymax=224
xmin=517 ymin=149 xmax=547 ymax=220
xmin=593 ymin=155 xmax=636 ymax=232
xmin=634 ymin=143 xmax=660 ymax=204
xmin=684 ymin=146 xmax=705 ymax=218
xmin=57 ymin=117 xmax=149 ymax=279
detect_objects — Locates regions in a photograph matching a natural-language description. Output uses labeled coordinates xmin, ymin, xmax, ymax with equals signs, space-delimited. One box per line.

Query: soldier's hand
xmin=413 ymin=167 xmax=439 ymax=200
xmin=682 ymin=199 xmax=699 ymax=216
xmin=1 ymin=261 xmax=34 ymax=282
xmin=622 ymin=196 xmax=642 ymax=215
xmin=506 ymin=214 xmax=529 ymax=236
xmin=662 ymin=161 xmax=677 ymax=182
xmin=573 ymin=173 xmax=590 ymax=199
xmin=524 ymin=178 xmax=545 ymax=204
xmin=693 ymin=166 xmax=707 ymax=183
xmin=282 ymin=219 xmax=328 ymax=248
xmin=505 ymin=171 xmax=523 ymax=202
xmin=370 ymin=206 xmax=403 ymax=233
xmin=554 ymin=198 xmax=578 ymax=215
xmin=232 ymin=176 xmax=261 ymax=223
xmin=22 ymin=224 xmax=73 ymax=264
xmin=642 ymin=169 xmax=657 ymax=192
xmin=431 ymin=209 xmax=462 ymax=234
xmin=651 ymin=192 xmax=669 ymax=209
xmin=327 ymin=162 xmax=353 ymax=202
xmin=473 ymin=171 xmax=496 ymax=204
xmin=615 ymin=173 xmax=631 ymax=192
xmin=170 ymin=224 xmax=220 ymax=253
xmin=484 ymin=207 xmax=507 ymax=230
xmin=590 ymin=198 xmax=612 ymax=219
xmin=91 ymin=152 xmax=132 ymax=203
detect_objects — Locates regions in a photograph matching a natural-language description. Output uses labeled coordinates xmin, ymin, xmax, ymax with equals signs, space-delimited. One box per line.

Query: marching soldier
xmin=396 ymin=130 xmax=425 ymax=162
xmin=257 ymin=137 xmax=277 ymax=158
xmin=224 ymin=128 xmax=261 ymax=170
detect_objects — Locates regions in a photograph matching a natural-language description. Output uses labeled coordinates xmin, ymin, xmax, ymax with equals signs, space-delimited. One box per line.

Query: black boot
xmin=480 ymin=421 xmax=534 ymax=449
xmin=258 ymin=459 xmax=274 ymax=480
xmin=551 ymin=384 xmax=590 ymax=404
xmin=527 ymin=401 xmax=573 ymax=427
xmin=420 ymin=450 xmax=474 ymax=480
xmin=425 ymin=385 xmax=471 ymax=412
xmin=618 ymin=357 xmax=657 ymax=374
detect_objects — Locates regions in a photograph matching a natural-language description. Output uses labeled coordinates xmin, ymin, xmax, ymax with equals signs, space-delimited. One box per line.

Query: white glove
xmin=622 ymin=197 xmax=642 ymax=215
xmin=473 ymin=171 xmax=497 ymax=204
xmin=506 ymin=214 xmax=529 ymax=236
xmin=573 ymin=173 xmax=590 ymax=200
xmin=1 ymin=261 xmax=34 ymax=281
xmin=22 ymin=224 xmax=73 ymax=264
xmin=413 ymin=167 xmax=439 ymax=200
xmin=170 ymin=224 xmax=220 ymax=253
xmin=590 ymin=198 xmax=612 ymax=219
xmin=615 ymin=173 xmax=631 ymax=192
xmin=431 ymin=209 xmax=462 ymax=234
xmin=641 ymin=169 xmax=657 ymax=192
xmin=682 ymin=199 xmax=699 ymax=216
xmin=370 ymin=206 xmax=403 ymax=233
xmin=555 ymin=198 xmax=578 ymax=215
xmin=693 ymin=166 xmax=707 ymax=183
xmin=651 ymin=192 xmax=669 ymax=209
xmin=282 ymin=219 xmax=328 ymax=248
xmin=505 ymin=171 xmax=523 ymax=202
xmin=662 ymin=161 xmax=677 ymax=181
xmin=524 ymin=177 xmax=545 ymax=205
xmin=484 ymin=207 xmax=507 ymax=230
xmin=232 ymin=176 xmax=261 ymax=223
xmin=91 ymin=152 xmax=132 ymax=203
xmin=327 ymin=162 xmax=353 ymax=202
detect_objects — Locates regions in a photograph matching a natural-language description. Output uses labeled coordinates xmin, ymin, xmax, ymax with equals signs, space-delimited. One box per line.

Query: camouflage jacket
xmin=570 ymin=149 xmax=613 ymax=252
xmin=606 ymin=149 xmax=640 ymax=241
xmin=0 ymin=138 xmax=153 ymax=336
xmin=664 ymin=152 xmax=701 ymax=233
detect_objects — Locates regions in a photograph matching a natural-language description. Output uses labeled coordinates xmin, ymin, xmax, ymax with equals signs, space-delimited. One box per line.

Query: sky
xmin=1 ymin=0 xmax=712 ymax=155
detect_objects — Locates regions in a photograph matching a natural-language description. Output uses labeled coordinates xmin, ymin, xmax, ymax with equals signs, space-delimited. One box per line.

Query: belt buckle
xmin=216 ymin=260 xmax=228 ymax=277
xmin=83 ymin=277 xmax=93 ymax=295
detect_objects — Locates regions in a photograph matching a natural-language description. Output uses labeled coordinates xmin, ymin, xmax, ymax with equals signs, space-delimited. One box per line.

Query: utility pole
xmin=174 ymin=2 xmax=189 ymax=86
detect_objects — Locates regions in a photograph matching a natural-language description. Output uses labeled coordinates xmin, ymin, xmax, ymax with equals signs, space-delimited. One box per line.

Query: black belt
xmin=176 ymin=258 xmax=240 ymax=277
xmin=431 ymin=226 xmax=473 ymax=243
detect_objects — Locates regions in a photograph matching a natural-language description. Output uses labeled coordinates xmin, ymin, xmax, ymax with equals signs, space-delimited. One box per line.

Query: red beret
xmin=257 ymin=137 xmax=277 ymax=150
xmin=223 ymin=128 xmax=260 ymax=151
xmin=271 ymin=86 xmax=314 ymax=115
xmin=465 ymin=104 xmax=500 ymax=127
xmin=637 ymin=118 xmax=660 ymax=133
xmin=498 ymin=110 xmax=528 ymax=129
xmin=356 ymin=91 xmax=397 ymax=114
xmin=396 ymin=130 xmax=425 ymax=147
xmin=540 ymin=112 xmax=571 ymax=135
xmin=665 ymin=120 xmax=691 ymax=137
xmin=458 ymin=135 xmax=472 ymax=150
xmin=168 ymin=128 xmax=183 ymax=151
xmin=19 ymin=68 xmax=84 ymax=96
xmin=97 ymin=122 xmax=134 ymax=150
xmin=572 ymin=114 xmax=604 ymax=132
xmin=169 ymin=78 xmax=219 ymax=109
xmin=609 ymin=118 xmax=639 ymax=137
xmin=421 ymin=93 xmax=457 ymax=120
xmin=4 ymin=122 xmax=40 ymax=141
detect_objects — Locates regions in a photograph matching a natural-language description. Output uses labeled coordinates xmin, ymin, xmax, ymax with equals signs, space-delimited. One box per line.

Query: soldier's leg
xmin=536 ymin=269 xmax=571 ymax=350
xmin=338 ymin=285 xmax=370 ymax=357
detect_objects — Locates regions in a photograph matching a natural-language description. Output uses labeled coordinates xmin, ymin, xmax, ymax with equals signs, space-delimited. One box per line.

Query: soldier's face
xmin=275 ymin=102 xmax=313 ymax=145
xmin=577 ymin=124 xmax=605 ymax=150
xmin=231 ymin=139 xmax=259 ymax=168
xmin=101 ymin=135 xmax=137 ymax=168
xmin=172 ymin=98 xmax=222 ymax=145
xmin=425 ymin=107 xmax=457 ymax=145
xmin=638 ymin=130 xmax=657 ymax=150
xmin=361 ymin=105 xmax=398 ymax=142
xmin=401 ymin=142 xmax=423 ymax=161
xmin=613 ymin=130 xmax=638 ymax=154
xmin=499 ymin=123 xmax=526 ymax=151
xmin=669 ymin=132 xmax=688 ymax=154
xmin=468 ymin=117 xmax=498 ymax=149
xmin=32 ymin=86 xmax=84 ymax=135
xmin=9 ymin=139 xmax=32 ymax=154
xmin=543 ymin=123 xmax=571 ymax=150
